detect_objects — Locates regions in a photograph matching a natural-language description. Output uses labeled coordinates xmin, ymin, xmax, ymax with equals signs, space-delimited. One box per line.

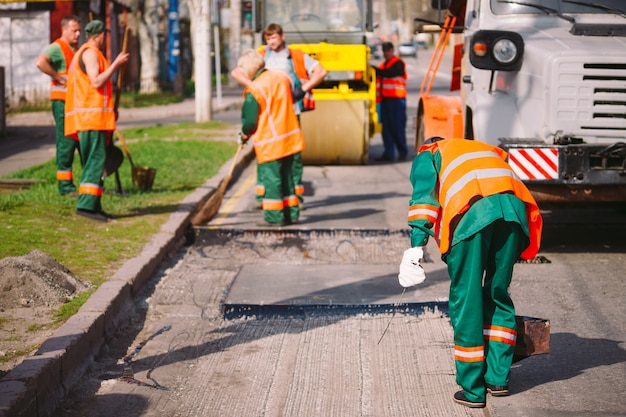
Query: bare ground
xmin=0 ymin=250 xmax=91 ymax=379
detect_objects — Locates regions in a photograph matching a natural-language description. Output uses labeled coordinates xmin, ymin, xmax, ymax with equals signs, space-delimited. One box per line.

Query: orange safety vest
xmin=258 ymin=46 xmax=315 ymax=111
xmin=50 ymin=39 xmax=75 ymax=101
xmin=244 ymin=70 xmax=305 ymax=164
xmin=412 ymin=139 xmax=542 ymax=259
xmin=64 ymin=44 xmax=116 ymax=140
xmin=376 ymin=56 xmax=407 ymax=101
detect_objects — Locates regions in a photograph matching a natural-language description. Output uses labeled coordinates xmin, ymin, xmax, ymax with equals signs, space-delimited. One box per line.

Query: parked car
xmin=398 ymin=42 xmax=418 ymax=58
xmin=415 ymin=40 xmax=428 ymax=50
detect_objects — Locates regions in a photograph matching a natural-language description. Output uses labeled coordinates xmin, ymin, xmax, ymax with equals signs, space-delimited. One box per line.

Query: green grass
xmin=1 ymin=121 xmax=237 ymax=289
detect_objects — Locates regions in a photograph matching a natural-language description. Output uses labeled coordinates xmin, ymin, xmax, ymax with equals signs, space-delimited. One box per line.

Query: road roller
xmin=250 ymin=0 xmax=379 ymax=165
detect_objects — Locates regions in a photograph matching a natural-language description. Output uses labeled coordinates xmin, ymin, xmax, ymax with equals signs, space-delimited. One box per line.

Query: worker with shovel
xmin=65 ymin=20 xmax=129 ymax=222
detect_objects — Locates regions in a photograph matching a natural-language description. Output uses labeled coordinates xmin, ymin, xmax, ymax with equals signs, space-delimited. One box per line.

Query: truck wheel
xmin=415 ymin=107 xmax=425 ymax=152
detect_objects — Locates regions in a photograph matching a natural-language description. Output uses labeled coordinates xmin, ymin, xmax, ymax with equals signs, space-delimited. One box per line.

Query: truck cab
xmin=419 ymin=0 xmax=626 ymax=203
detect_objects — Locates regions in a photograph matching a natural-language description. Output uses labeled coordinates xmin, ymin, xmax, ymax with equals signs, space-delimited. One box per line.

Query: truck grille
xmin=551 ymin=59 xmax=626 ymax=141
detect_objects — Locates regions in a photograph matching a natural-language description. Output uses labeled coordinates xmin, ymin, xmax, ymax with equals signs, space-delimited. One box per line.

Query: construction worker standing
xmin=375 ymin=42 xmax=408 ymax=162
xmin=65 ymin=20 xmax=129 ymax=222
xmin=35 ymin=15 xmax=82 ymax=196
xmin=398 ymin=137 xmax=543 ymax=408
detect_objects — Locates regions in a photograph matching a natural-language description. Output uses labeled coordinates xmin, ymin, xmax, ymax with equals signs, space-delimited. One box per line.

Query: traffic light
xmin=241 ymin=1 xmax=253 ymax=29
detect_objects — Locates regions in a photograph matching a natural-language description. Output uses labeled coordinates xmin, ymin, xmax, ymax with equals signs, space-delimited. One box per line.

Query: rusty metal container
xmin=132 ymin=166 xmax=157 ymax=192
xmin=514 ymin=315 xmax=550 ymax=362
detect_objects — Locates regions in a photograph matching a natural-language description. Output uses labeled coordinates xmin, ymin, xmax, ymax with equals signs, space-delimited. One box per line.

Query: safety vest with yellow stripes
xmin=409 ymin=139 xmax=542 ymax=259
xmin=244 ymin=70 xmax=305 ymax=164
xmin=376 ymin=56 xmax=407 ymax=101
xmin=50 ymin=39 xmax=75 ymax=101
xmin=64 ymin=44 xmax=116 ymax=140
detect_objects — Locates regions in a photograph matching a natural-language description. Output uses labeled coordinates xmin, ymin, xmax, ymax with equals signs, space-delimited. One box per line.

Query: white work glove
xmin=238 ymin=132 xmax=249 ymax=145
xmin=398 ymin=247 xmax=426 ymax=287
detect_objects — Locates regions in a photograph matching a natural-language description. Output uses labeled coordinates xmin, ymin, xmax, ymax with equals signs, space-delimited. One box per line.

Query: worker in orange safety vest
xmin=398 ymin=137 xmax=543 ymax=409
xmin=36 ymin=15 xmax=82 ymax=196
xmin=237 ymin=49 xmax=305 ymax=226
xmin=375 ymin=42 xmax=408 ymax=162
xmin=232 ymin=23 xmax=327 ymax=209
xmin=65 ymin=20 xmax=129 ymax=222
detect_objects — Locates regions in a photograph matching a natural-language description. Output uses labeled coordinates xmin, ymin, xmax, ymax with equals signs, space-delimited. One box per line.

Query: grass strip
xmin=1 ymin=121 xmax=238 ymax=289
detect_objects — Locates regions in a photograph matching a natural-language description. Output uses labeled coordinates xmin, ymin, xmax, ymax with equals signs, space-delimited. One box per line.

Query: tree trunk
xmin=187 ymin=0 xmax=212 ymax=122
xmin=138 ymin=0 xmax=161 ymax=94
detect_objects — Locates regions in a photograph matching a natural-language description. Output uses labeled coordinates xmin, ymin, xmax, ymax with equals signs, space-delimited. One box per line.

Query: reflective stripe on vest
xmin=245 ymin=70 xmax=305 ymax=164
xmin=50 ymin=39 xmax=75 ymax=101
xmin=377 ymin=56 xmax=407 ymax=100
xmin=411 ymin=139 xmax=542 ymax=259
xmin=64 ymin=44 xmax=116 ymax=140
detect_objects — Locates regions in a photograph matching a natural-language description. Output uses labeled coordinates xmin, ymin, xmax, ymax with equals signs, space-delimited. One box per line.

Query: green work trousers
xmin=258 ymin=154 xmax=299 ymax=224
xmin=257 ymin=151 xmax=303 ymax=204
xmin=76 ymin=130 xmax=107 ymax=213
xmin=52 ymin=100 xmax=79 ymax=195
xmin=446 ymin=220 xmax=526 ymax=403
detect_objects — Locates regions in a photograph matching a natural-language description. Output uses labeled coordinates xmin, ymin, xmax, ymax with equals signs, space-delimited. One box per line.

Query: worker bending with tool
xmin=398 ymin=137 xmax=543 ymax=408
xmin=237 ymin=49 xmax=304 ymax=226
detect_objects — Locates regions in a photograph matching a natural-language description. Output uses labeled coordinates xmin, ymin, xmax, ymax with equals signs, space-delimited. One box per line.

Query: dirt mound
xmin=0 ymin=250 xmax=92 ymax=377
xmin=0 ymin=250 xmax=91 ymax=310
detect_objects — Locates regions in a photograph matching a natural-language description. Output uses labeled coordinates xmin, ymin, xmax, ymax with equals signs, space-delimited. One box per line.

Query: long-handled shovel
xmin=106 ymin=26 xmax=130 ymax=195
xmin=112 ymin=27 xmax=156 ymax=191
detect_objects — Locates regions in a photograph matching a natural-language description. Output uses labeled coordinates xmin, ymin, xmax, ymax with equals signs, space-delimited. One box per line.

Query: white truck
xmin=416 ymin=0 xmax=626 ymax=203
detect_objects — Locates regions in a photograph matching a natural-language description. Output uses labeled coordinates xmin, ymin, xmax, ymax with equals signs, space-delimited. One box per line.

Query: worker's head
xmin=84 ymin=19 xmax=109 ymax=47
xmin=60 ymin=15 xmax=81 ymax=46
xmin=263 ymin=23 xmax=286 ymax=52
xmin=237 ymin=49 xmax=266 ymax=79
xmin=382 ymin=42 xmax=395 ymax=60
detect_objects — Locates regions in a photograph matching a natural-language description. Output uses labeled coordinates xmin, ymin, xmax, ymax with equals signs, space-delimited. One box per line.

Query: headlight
xmin=470 ymin=30 xmax=524 ymax=71
xmin=492 ymin=38 xmax=518 ymax=64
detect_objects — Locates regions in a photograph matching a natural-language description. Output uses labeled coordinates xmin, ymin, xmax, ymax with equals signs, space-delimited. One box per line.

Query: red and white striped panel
xmin=508 ymin=148 xmax=559 ymax=181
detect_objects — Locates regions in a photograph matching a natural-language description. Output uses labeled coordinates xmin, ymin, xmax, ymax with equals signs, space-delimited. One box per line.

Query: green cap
xmin=85 ymin=20 xmax=108 ymax=37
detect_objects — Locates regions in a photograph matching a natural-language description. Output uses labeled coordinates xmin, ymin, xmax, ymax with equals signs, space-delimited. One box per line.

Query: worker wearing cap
xmin=398 ymin=137 xmax=543 ymax=408
xmin=65 ymin=20 xmax=129 ymax=222
xmin=35 ymin=15 xmax=81 ymax=196
xmin=375 ymin=41 xmax=408 ymax=162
